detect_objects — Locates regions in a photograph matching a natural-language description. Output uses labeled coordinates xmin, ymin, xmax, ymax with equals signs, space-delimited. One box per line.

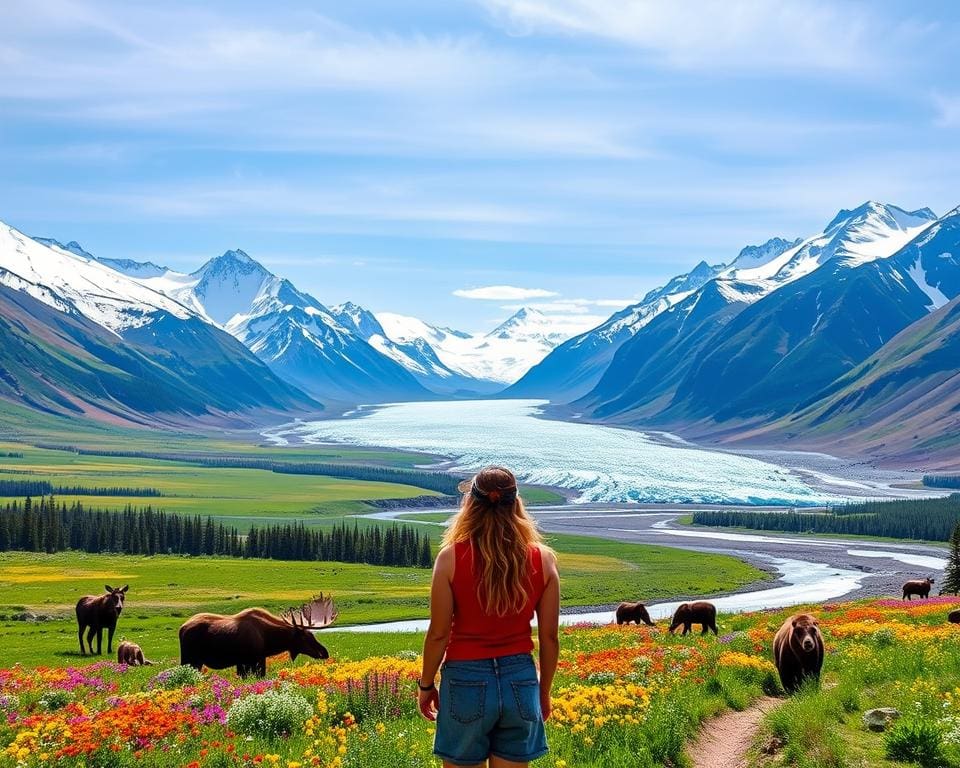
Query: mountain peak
xmin=223 ymin=248 xmax=254 ymax=263
xmin=193 ymin=248 xmax=271 ymax=280
xmin=825 ymin=201 xmax=937 ymax=233
xmin=32 ymin=237 xmax=96 ymax=260
xmin=728 ymin=236 xmax=801 ymax=272
xmin=329 ymin=301 xmax=384 ymax=340
xmin=487 ymin=306 xmax=551 ymax=340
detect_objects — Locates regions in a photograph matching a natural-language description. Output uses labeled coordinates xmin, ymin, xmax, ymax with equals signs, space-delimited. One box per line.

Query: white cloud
xmin=501 ymin=297 xmax=634 ymax=314
xmin=454 ymin=285 xmax=560 ymax=300
xmin=480 ymin=0 xmax=888 ymax=73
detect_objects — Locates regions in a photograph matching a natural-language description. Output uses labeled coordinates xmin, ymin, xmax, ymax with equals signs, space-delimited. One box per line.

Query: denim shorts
xmin=434 ymin=653 xmax=548 ymax=765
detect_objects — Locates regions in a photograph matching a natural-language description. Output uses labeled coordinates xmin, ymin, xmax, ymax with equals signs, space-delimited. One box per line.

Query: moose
xmin=76 ymin=585 xmax=128 ymax=655
xmin=616 ymin=601 xmax=655 ymax=626
xmin=668 ymin=601 xmax=718 ymax=636
xmin=903 ymin=577 xmax=935 ymax=600
xmin=117 ymin=640 xmax=152 ymax=666
xmin=179 ymin=595 xmax=337 ymax=677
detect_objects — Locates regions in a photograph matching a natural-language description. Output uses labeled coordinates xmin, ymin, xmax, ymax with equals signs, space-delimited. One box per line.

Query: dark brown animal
xmin=948 ymin=609 xmax=960 ymax=624
xmin=668 ymin=601 xmax=718 ymax=635
xmin=117 ymin=640 xmax=152 ymax=666
xmin=773 ymin=613 xmax=824 ymax=694
xmin=76 ymin=585 xmax=128 ymax=655
xmin=616 ymin=601 xmax=655 ymax=626
xmin=179 ymin=595 xmax=337 ymax=677
xmin=903 ymin=577 xmax=935 ymax=600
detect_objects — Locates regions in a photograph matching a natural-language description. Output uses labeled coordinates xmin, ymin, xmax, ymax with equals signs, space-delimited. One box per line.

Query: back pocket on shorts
xmin=511 ymin=680 xmax=541 ymax=723
xmin=448 ymin=680 xmax=486 ymax=724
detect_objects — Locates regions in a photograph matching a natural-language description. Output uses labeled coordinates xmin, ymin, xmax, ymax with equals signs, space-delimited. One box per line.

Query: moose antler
xmin=284 ymin=593 xmax=337 ymax=629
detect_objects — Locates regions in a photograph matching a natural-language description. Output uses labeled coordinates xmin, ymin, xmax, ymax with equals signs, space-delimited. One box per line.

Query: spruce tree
xmin=942 ymin=522 xmax=960 ymax=595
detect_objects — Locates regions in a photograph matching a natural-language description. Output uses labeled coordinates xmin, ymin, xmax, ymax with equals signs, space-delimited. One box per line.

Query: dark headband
xmin=471 ymin=482 xmax=517 ymax=505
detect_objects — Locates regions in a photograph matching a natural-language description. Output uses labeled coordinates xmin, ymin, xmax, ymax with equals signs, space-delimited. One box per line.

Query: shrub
xmin=885 ymin=718 xmax=947 ymax=767
xmin=153 ymin=664 xmax=203 ymax=690
xmin=38 ymin=689 xmax=71 ymax=711
xmin=226 ymin=686 xmax=313 ymax=739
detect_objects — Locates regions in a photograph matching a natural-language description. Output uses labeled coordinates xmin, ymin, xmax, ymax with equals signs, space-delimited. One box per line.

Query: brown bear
xmin=117 ymin=640 xmax=152 ymax=666
xmin=616 ymin=601 xmax=655 ymax=626
xmin=902 ymin=578 xmax=934 ymax=600
xmin=948 ymin=609 xmax=960 ymax=624
xmin=668 ymin=601 xmax=717 ymax=635
xmin=773 ymin=613 xmax=823 ymax=694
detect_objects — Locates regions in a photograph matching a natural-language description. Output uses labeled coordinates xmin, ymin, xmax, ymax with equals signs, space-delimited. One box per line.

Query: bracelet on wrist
xmin=417 ymin=678 xmax=436 ymax=691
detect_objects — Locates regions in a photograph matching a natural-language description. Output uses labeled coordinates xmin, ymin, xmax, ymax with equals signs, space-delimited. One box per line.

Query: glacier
xmin=266 ymin=399 xmax=845 ymax=505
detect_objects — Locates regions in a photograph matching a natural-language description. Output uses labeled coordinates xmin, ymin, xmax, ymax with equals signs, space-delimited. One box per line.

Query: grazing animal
xmin=668 ymin=601 xmax=718 ymax=636
xmin=949 ymin=609 xmax=960 ymax=624
xmin=773 ymin=613 xmax=824 ymax=694
xmin=179 ymin=595 xmax=337 ymax=678
xmin=616 ymin=601 xmax=655 ymax=626
xmin=76 ymin=585 xmax=128 ymax=655
xmin=903 ymin=577 xmax=935 ymax=600
xmin=117 ymin=640 xmax=152 ymax=666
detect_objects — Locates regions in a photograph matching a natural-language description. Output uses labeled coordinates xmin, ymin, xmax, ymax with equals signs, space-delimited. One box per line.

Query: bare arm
xmin=418 ymin=545 xmax=454 ymax=720
xmin=535 ymin=547 xmax=560 ymax=721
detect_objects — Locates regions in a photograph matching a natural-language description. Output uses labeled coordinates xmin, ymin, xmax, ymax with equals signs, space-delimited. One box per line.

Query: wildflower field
xmin=3 ymin=599 xmax=960 ymax=768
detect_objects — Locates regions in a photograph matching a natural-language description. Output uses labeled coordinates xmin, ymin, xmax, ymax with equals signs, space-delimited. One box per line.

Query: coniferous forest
xmin=692 ymin=495 xmax=960 ymax=542
xmin=924 ymin=474 xmax=960 ymax=490
xmin=0 ymin=496 xmax=432 ymax=567
xmin=0 ymin=479 xmax=162 ymax=497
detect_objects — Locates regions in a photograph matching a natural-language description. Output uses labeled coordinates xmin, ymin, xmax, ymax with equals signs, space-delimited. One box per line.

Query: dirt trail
xmin=687 ymin=696 xmax=781 ymax=768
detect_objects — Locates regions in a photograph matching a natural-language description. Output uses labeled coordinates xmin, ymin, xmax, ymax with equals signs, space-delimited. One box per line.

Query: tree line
xmin=246 ymin=520 xmax=433 ymax=567
xmin=34 ymin=444 xmax=462 ymax=496
xmin=0 ymin=480 xmax=162 ymax=497
xmin=1 ymin=452 xmax=23 ymax=458
xmin=691 ymin=495 xmax=960 ymax=542
xmin=0 ymin=496 xmax=432 ymax=567
xmin=924 ymin=474 xmax=960 ymax=490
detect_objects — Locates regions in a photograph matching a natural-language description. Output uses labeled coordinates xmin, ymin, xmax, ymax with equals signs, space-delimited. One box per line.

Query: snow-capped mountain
xmin=1 ymin=225 xmax=194 ymax=333
xmin=514 ymin=202 xmax=938 ymax=405
xmin=127 ymin=251 xmax=430 ymax=403
xmin=376 ymin=307 xmax=588 ymax=385
xmin=505 ymin=255 xmax=733 ymax=400
xmin=327 ymin=304 xmax=498 ymax=396
xmin=34 ymin=236 xmax=169 ymax=279
xmin=0 ymin=223 xmax=316 ymax=423
xmin=584 ymin=202 xmax=953 ymax=427
xmin=719 ymin=202 xmax=936 ymax=288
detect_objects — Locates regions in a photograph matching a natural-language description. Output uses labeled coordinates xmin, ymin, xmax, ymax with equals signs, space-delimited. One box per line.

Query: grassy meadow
xmin=0 ymin=532 xmax=763 ymax=667
xmin=4 ymin=598 xmax=960 ymax=767
xmin=0 ymin=442 xmax=439 ymax=522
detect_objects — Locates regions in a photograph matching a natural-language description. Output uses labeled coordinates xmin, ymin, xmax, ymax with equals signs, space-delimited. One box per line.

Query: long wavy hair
xmin=441 ymin=465 xmax=548 ymax=616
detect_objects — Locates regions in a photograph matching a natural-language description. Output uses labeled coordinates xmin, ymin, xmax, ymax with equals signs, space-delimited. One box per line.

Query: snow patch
xmin=907 ymin=256 xmax=950 ymax=310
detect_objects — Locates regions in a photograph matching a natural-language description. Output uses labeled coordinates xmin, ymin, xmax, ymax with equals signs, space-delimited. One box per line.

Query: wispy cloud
xmin=455 ymin=285 xmax=560 ymax=300
xmin=479 ymin=0 xmax=890 ymax=74
xmin=501 ymin=298 xmax=634 ymax=314
xmin=1 ymin=0 xmax=958 ymax=329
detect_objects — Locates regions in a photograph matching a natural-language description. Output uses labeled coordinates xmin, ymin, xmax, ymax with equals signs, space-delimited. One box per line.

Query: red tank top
xmin=445 ymin=541 xmax=545 ymax=661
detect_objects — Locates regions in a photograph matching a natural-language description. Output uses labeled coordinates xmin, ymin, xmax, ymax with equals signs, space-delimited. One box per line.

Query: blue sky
xmin=1 ymin=0 xmax=958 ymax=331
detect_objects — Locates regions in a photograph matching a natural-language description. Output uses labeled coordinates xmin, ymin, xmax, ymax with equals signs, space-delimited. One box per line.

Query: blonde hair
xmin=442 ymin=466 xmax=549 ymax=616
